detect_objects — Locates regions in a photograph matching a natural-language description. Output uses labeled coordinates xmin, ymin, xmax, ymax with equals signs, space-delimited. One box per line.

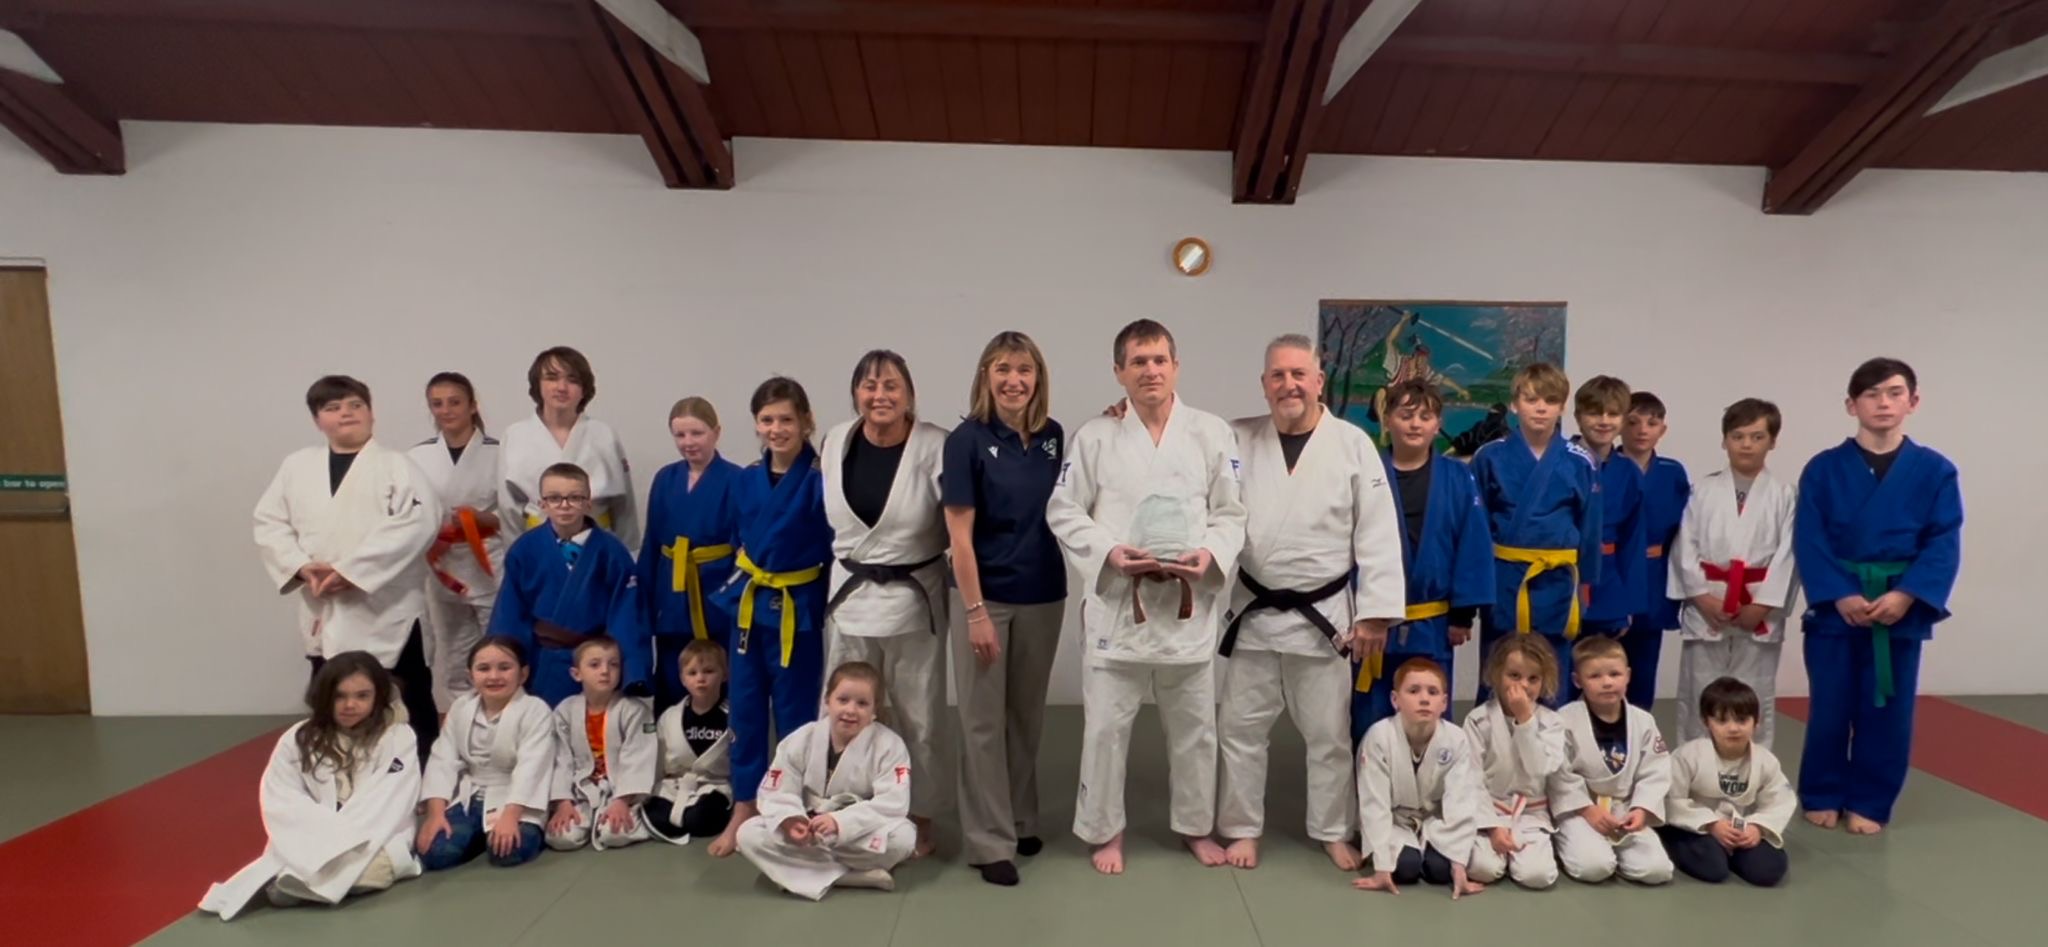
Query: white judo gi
xmin=422 ymin=693 xmax=558 ymax=830
xmin=199 ymin=724 xmax=422 ymax=920
xmin=821 ymin=419 xmax=951 ymax=821
xmin=1669 ymin=467 xmax=1799 ymax=747
xmin=546 ymin=695 xmax=657 ymax=850
xmin=647 ymin=700 xmax=734 ymax=842
xmin=1665 ymin=737 xmax=1797 ymax=848
xmin=499 ymin=414 xmax=639 ymax=548
xmin=1356 ymin=717 xmax=1485 ymax=872
xmin=737 ymin=721 xmax=917 ymax=900
xmin=407 ymin=432 xmax=507 ymax=709
xmin=1461 ymin=700 xmax=1568 ymax=888
xmin=1550 ymin=702 xmax=1675 ymax=884
xmin=1045 ymin=396 xmax=1246 ymax=845
xmin=1216 ymin=411 xmax=1403 ymax=843
xmin=253 ymin=440 xmax=443 ymax=665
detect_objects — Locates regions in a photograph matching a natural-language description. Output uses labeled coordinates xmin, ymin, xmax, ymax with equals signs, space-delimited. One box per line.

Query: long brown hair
xmin=295 ymin=651 xmax=397 ymax=776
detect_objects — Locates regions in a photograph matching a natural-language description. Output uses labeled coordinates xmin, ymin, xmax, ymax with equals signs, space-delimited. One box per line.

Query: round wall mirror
xmin=1173 ymin=238 xmax=1211 ymax=277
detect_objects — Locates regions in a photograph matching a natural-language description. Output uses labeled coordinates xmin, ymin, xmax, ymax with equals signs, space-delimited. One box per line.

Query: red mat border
xmin=1780 ymin=696 xmax=2048 ymax=820
xmin=0 ymin=727 xmax=280 ymax=946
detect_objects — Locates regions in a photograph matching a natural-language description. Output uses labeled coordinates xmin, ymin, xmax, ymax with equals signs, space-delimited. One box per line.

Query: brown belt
xmin=535 ymin=619 xmax=599 ymax=650
xmin=1132 ymin=573 xmax=1194 ymax=624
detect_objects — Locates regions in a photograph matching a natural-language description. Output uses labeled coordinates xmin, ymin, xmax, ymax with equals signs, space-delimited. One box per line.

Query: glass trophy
xmin=1127 ymin=495 xmax=1196 ymax=623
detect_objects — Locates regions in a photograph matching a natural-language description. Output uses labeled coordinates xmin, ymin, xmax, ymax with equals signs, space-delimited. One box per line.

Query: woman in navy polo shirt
xmin=944 ymin=331 xmax=1068 ymax=888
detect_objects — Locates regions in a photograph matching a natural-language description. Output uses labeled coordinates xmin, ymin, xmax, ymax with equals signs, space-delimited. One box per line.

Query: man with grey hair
xmin=1213 ymin=333 xmax=1406 ymax=870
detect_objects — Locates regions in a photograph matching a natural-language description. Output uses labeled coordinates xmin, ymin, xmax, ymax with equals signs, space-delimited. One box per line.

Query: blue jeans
xmin=420 ymin=796 xmax=545 ymax=870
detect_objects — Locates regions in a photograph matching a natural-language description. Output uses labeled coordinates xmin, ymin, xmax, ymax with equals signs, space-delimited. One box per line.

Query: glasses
xmin=539 ymin=494 xmax=591 ymax=507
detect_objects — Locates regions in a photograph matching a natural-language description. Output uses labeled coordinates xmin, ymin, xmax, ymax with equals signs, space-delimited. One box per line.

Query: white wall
xmin=1 ymin=122 xmax=2040 ymax=715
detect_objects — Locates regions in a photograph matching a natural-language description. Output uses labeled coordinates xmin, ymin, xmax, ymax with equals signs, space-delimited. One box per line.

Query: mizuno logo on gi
xmin=388 ymin=758 xmax=405 ymax=773
xmin=894 ymin=765 xmax=909 ymax=784
xmin=1059 ymin=462 xmax=1071 ymax=485
xmin=765 ymin=769 xmax=783 ymax=789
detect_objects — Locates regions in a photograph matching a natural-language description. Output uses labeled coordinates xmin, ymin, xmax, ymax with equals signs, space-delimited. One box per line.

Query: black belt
xmin=1219 ymin=571 xmax=1351 ymax=657
xmin=824 ymin=553 xmax=946 ymax=635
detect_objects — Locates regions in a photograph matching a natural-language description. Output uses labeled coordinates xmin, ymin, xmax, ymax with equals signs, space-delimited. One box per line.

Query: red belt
xmin=1701 ymin=559 xmax=1768 ymax=634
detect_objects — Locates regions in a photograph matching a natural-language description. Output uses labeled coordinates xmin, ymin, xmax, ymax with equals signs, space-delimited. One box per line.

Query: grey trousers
xmin=951 ymin=598 xmax=1065 ymax=864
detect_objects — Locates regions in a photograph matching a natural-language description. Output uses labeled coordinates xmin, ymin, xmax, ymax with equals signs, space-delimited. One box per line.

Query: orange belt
xmin=429 ymin=507 xmax=495 ymax=595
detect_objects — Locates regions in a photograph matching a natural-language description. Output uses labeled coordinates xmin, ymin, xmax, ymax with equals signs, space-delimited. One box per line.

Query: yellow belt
xmin=1355 ymin=600 xmax=1451 ymax=692
xmin=661 ymin=538 xmax=734 ymax=640
xmin=734 ymin=550 xmax=823 ymax=667
xmin=1494 ymin=544 xmax=1581 ymax=639
xmin=524 ymin=510 xmax=614 ymax=530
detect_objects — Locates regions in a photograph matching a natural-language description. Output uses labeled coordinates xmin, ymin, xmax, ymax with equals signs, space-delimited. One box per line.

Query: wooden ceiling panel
xmin=1 ymin=0 xmax=2044 ymax=187
xmin=896 ymin=35 xmax=954 ymax=141
xmin=1400 ymin=68 xmax=1473 ymax=154
xmin=699 ymin=31 xmax=771 ymax=137
xmin=1534 ymin=76 xmax=1619 ymax=157
xmin=853 ymin=34 xmax=916 ymax=139
xmin=1196 ymin=43 xmax=1249 ymax=147
xmin=979 ymin=39 xmax=1026 ymax=142
xmin=1092 ymin=41 xmax=1136 ymax=146
xmin=1433 ymin=70 xmax=1509 ymax=155
xmin=776 ymin=32 xmax=849 ymax=138
xmin=1367 ymin=64 xmax=1434 ymax=154
xmin=740 ymin=32 xmax=808 ymax=137
xmin=1015 ymin=39 xmax=1062 ymax=144
xmin=1881 ymin=76 xmax=2048 ymax=169
xmin=1052 ymin=40 xmax=1096 ymax=146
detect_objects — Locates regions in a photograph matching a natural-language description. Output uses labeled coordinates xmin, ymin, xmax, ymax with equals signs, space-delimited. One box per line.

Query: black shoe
xmin=1016 ymin=836 xmax=1044 ymax=857
xmin=974 ymin=860 xmax=1020 ymax=886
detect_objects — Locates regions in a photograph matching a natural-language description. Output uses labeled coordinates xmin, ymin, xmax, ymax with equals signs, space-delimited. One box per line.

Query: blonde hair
xmin=967 ymin=331 xmax=1051 ymax=434
xmin=669 ymin=396 xmax=719 ymax=429
xmin=1574 ymin=375 xmax=1631 ymax=417
xmin=1570 ymin=634 xmax=1628 ymax=668
xmin=1513 ymin=362 xmax=1571 ymax=404
xmin=1484 ymin=635 xmax=1561 ymax=701
xmin=679 ymin=638 xmax=727 ymax=676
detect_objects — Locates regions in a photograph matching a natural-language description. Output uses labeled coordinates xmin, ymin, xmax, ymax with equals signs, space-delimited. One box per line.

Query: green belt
xmin=1848 ymin=560 xmax=1910 ymax=707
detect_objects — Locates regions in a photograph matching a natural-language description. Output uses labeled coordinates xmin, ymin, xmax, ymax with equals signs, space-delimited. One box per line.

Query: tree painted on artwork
xmin=1315 ymin=300 xmax=1566 ymax=449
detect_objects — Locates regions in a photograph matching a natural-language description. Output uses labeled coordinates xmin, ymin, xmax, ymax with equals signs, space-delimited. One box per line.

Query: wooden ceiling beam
xmin=0 ymin=34 xmax=121 ymax=175
xmin=1764 ymin=0 xmax=2048 ymax=214
xmin=0 ymin=0 xmax=580 ymax=37
xmin=1232 ymin=0 xmax=1351 ymax=204
xmin=578 ymin=0 xmax=730 ymax=188
xmin=0 ymin=0 xmax=1887 ymax=88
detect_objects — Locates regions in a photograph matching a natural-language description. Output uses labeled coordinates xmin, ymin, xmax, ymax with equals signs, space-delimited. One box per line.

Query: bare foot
xmin=1185 ymin=835 xmax=1228 ymax=867
xmin=1091 ymin=834 xmax=1125 ymax=875
xmin=912 ymin=816 xmax=936 ymax=859
xmin=1224 ymin=837 xmax=1259 ymax=869
xmin=1323 ymin=840 xmax=1363 ymax=872
xmin=1803 ymin=809 xmax=1840 ymax=829
xmin=710 ymin=802 xmax=755 ymax=858
xmin=1845 ymin=812 xmax=1884 ymax=835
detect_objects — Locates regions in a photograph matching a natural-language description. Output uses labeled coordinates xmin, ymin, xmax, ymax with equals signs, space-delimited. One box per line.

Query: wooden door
xmin=0 ymin=267 xmax=90 ymax=713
